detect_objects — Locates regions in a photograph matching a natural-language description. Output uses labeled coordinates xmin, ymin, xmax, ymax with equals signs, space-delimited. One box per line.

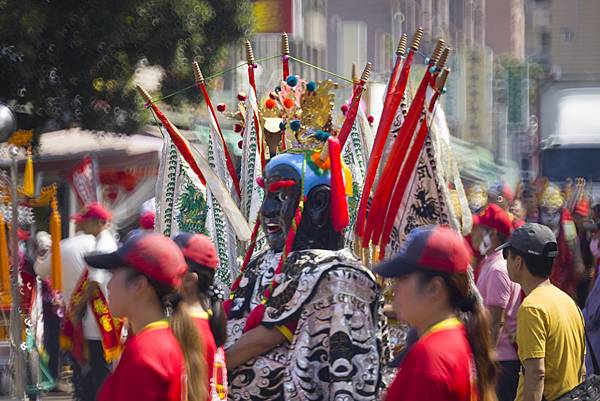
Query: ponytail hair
xmin=416 ymin=270 xmax=498 ymax=401
xmin=188 ymin=261 xmax=228 ymax=347
xmin=148 ymin=277 xmax=208 ymax=401
xmin=446 ymin=273 xmax=498 ymax=401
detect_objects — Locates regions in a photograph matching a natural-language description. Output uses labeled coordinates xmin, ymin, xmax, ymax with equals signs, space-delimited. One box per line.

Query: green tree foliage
xmin=0 ymin=0 xmax=251 ymax=134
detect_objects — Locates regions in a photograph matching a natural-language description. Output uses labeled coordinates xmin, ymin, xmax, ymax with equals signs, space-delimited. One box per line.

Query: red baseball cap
xmin=374 ymin=225 xmax=472 ymax=278
xmin=475 ymin=204 xmax=513 ymax=237
xmin=72 ymin=202 xmax=112 ymax=223
xmin=173 ymin=233 xmax=218 ymax=270
xmin=84 ymin=232 xmax=187 ymax=287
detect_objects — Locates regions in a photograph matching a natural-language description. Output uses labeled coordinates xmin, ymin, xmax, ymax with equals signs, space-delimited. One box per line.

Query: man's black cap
xmin=496 ymin=223 xmax=558 ymax=258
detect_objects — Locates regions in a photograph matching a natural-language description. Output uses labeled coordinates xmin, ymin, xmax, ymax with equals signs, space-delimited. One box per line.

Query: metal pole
xmin=9 ymin=147 xmax=25 ymax=399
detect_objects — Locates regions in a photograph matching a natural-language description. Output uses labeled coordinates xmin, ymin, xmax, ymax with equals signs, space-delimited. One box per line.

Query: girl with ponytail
xmin=374 ymin=225 xmax=497 ymax=401
xmin=84 ymin=232 xmax=207 ymax=401
xmin=174 ymin=233 xmax=228 ymax=401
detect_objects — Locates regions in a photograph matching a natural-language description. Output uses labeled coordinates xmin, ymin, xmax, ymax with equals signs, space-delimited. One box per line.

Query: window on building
xmin=560 ymin=27 xmax=575 ymax=43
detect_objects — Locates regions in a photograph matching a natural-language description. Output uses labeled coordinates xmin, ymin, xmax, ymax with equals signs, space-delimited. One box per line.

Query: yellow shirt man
xmin=515 ymin=284 xmax=585 ymax=401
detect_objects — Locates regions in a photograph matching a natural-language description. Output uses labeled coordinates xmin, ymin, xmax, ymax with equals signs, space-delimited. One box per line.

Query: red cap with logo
xmin=173 ymin=233 xmax=219 ymax=270
xmin=474 ymin=204 xmax=513 ymax=237
xmin=71 ymin=202 xmax=112 ymax=223
xmin=374 ymin=225 xmax=473 ymax=277
xmin=84 ymin=232 xmax=187 ymax=287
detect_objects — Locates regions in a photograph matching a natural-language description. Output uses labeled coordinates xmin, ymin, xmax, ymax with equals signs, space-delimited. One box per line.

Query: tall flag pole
xmin=281 ymin=33 xmax=290 ymax=80
xmin=137 ymin=85 xmax=251 ymax=242
xmin=354 ymin=29 xmax=421 ymax=241
xmin=192 ymin=62 xmax=241 ymax=199
xmin=338 ymin=62 xmax=372 ymax=147
xmin=245 ymin=40 xmax=267 ymax=169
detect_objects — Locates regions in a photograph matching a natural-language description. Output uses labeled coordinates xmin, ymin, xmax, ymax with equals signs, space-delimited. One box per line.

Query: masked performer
xmin=539 ymin=184 xmax=585 ymax=298
xmin=224 ymin=78 xmax=386 ymax=401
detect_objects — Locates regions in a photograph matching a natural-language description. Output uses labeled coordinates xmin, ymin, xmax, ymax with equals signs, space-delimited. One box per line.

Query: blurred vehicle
xmin=538 ymin=81 xmax=600 ymax=200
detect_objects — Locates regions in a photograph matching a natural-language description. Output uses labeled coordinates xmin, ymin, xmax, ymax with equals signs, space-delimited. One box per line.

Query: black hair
xmin=509 ymin=246 xmax=556 ymax=278
xmin=413 ymin=269 xmax=497 ymax=401
xmin=187 ymin=260 xmax=228 ymax=347
xmin=495 ymin=231 xmax=508 ymax=245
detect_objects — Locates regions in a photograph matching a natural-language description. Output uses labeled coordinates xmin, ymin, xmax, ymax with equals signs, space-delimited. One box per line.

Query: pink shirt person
xmin=476 ymin=250 xmax=522 ymax=361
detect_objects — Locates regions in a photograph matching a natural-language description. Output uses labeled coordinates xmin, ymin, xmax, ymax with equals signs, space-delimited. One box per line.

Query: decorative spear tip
xmin=430 ymin=38 xmax=445 ymax=63
xmin=352 ymin=63 xmax=358 ymax=83
xmin=436 ymin=68 xmax=451 ymax=91
xmin=436 ymin=47 xmax=451 ymax=69
xmin=136 ymin=84 xmax=152 ymax=103
xmin=245 ymin=40 xmax=255 ymax=65
xmin=192 ymin=61 xmax=204 ymax=83
xmin=396 ymin=33 xmax=408 ymax=56
xmin=361 ymin=62 xmax=373 ymax=82
xmin=410 ymin=27 xmax=424 ymax=50
xmin=281 ymin=32 xmax=290 ymax=55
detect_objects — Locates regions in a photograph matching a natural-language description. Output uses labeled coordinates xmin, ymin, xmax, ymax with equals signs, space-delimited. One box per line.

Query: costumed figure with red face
xmin=538 ymin=184 xmax=585 ymax=298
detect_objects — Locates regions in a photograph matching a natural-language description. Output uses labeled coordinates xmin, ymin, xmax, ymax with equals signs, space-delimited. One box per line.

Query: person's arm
xmin=522 ymin=357 xmax=545 ymax=401
xmin=488 ymin=306 xmax=506 ymax=347
xmin=225 ymin=325 xmax=286 ymax=370
xmin=517 ymin=306 xmax=548 ymax=401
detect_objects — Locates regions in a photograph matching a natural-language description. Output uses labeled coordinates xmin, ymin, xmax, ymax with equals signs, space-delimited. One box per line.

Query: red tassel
xmin=328 ymin=137 xmax=349 ymax=231
xmin=223 ymin=299 xmax=233 ymax=317
xmin=243 ymin=303 xmax=266 ymax=332
xmin=355 ymin=50 xmax=414 ymax=239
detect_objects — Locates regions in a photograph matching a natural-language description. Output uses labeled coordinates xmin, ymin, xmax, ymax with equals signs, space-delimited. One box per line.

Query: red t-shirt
xmin=385 ymin=318 xmax=477 ymax=401
xmin=98 ymin=320 xmax=186 ymax=401
xmin=193 ymin=314 xmax=228 ymax=401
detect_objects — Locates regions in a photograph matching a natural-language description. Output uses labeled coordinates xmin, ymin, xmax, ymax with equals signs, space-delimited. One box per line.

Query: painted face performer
xmin=223 ymin=78 xmax=387 ymax=401
xmin=538 ymin=184 xmax=585 ymax=298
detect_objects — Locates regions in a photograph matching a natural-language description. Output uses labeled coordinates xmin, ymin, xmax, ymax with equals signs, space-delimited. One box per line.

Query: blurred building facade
xmin=527 ymin=0 xmax=600 ymax=78
xmin=233 ymin=0 xmax=529 ymax=171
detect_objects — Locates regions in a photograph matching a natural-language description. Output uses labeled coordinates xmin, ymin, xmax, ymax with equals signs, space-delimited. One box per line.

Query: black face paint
xmin=260 ymin=164 xmax=301 ymax=252
xmin=259 ymin=163 xmax=344 ymax=253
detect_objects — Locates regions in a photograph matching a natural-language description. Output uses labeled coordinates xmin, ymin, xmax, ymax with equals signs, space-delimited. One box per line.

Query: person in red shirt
xmin=84 ymin=232 xmax=207 ymax=401
xmin=375 ymin=225 xmax=497 ymax=401
xmin=174 ymin=233 xmax=228 ymax=401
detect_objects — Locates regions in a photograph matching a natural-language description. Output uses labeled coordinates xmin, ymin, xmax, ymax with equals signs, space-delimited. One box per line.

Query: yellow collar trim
xmin=422 ymin=317 xmax=462 ymax=339
xmin=139 ymin=319 xmax=169 ymax=334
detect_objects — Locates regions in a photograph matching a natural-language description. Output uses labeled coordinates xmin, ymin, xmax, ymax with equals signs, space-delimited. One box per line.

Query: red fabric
xmin=355 ymin=51 xmax=413 ymax=239
xmin=98 ymin=326 xmax=185 ymax=401
xmin=243 ymin=303 xmax=266 ymax=332
xmin=474 ymin=204 xmax=513 ymax=237
xmin=328 ymin=136 xmax=349 ymax=231
xmin=193 ymin=317 xmax=218 ymax=393
xmin=385 ymin=324 xmax=476 ymax=401
xmin=550 ymin=208 xmax=582 ymax=297
xmin=363 ymin=59 xmax=435 ymax=246
xmin=574 ymin=199 xmax=590 ymax=217
xmin=71 ymin=202 xmax=112 ymax=222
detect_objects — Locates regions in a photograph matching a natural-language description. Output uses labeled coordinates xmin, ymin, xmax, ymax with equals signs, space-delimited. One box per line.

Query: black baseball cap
xmin=496 ymin=223 xmax=558 ymax=258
